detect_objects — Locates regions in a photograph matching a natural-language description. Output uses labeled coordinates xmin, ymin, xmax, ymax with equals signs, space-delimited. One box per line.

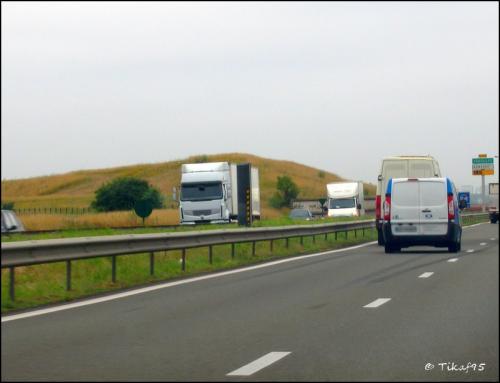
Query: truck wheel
xmin=377 ymin=229 xmax=385 ymax=246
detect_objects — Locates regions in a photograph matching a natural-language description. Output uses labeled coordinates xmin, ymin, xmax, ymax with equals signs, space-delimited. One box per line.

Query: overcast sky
xmin=2 ymin=1 xmax=499 ymax=189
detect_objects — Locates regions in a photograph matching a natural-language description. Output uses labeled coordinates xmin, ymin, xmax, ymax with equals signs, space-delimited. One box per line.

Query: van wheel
xmin=448 ymin=242 xmax=459 ymax=253
xmin=377 ymin=229 xmax=385 ymax=246
xmin=384 ymin=243 xmax=395 ymax=253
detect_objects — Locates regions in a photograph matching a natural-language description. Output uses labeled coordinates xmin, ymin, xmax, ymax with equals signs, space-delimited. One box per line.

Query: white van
xmin=382 ymin=177 xmax=462 ymax=253
xmin=375 ymin=156 xmax=442 ymax=245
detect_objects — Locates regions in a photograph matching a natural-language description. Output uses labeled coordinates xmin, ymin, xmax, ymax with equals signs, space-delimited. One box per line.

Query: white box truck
xmin=179 ymin=162 xmax=260 ymax=224
xmin=326 ymin=181 xmax=365 ymax=217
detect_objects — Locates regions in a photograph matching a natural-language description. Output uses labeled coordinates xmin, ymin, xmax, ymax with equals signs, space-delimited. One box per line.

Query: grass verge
xmin=1 ymin=228 xmax=377 ymax=314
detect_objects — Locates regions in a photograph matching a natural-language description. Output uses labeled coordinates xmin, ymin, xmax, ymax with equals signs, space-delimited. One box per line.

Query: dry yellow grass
xmin=2 ymin=153 xmax=376 ymax=230
xmin=18 ymin=209 xmax=180 ymax=231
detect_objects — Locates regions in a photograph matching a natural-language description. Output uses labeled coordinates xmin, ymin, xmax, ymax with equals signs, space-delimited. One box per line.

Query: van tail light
xmin=375 ymin=195 xmax=382 ymax=220
xmin=384 ymin=195 xmax=391 ymax=222
xmin=448 ymin=194 xmax=454 ymax=220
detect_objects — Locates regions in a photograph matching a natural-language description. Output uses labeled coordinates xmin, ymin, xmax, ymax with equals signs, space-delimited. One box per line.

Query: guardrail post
xmin=300 ymin=236 xmax=303 ymax=245
xmin=362 ymin=227 xmax=365 ymax=237
xmin=324 ymin=233 xmax=327 ymax=241
xmin=112 ymin=256 xmax=117 ymax=283
xmin=252 ymin=241 xmax=256 ymax=256
xmin=286 ymin=238 xmax=289 ymax=248
xmin=9 ymin=267 xmax=15 ymax=301
xmin=66 ymin=260 xmax=72 ymax=291
xmin=270 ymin=240 xmax=273 ymax=252
xmin=335 ymin=232 xmax=338 ymax=240
xmin=150 ymin=252 xmax=155 ymax=276
xmin=231 ymin=243 xmax=235 ymax=259
xmin=182 ymin=249 xmax=186 ymax=271
xmin=209 ymin=245 xmax=213 ymax=264
xmin=355 ymin=229 xmax=357 ymax=238
xmin=312 ymin=235 xmax=316 ymax=244
xmin=345 ymin=231 xmax=348 ymax=239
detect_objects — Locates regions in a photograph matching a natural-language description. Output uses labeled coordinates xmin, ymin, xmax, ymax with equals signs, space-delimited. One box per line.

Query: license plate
xmin=395 ymin=225 xmax=417 ymax=232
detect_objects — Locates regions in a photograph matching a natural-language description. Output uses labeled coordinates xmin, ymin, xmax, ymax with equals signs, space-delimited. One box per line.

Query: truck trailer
xmin=326 ymin=181 xmax=365 ymax=217
xmin=179 ymin=162 xmax=260 ymax=224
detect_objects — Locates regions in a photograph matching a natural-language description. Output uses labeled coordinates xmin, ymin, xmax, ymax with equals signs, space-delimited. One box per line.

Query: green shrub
xmin=1 ymin=201 xmax=15 ymax=210
xmin=91 ymin=177 xmax=163 ymax=212
xmin=269 ymin=175 xmax=299 ymax=208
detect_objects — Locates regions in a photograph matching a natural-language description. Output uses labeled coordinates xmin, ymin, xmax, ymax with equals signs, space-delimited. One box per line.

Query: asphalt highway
xmin=2 ymin=223 xmax=498 ymax=381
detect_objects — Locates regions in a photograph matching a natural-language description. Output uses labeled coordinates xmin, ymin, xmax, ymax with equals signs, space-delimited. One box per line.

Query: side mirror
xmin=458 ymin=200 xmax=466 ymax=210
xmin=378 ymin=175 xmax=382 ymax=181
xmin=357 ymin=204 xmax=362 ymax=210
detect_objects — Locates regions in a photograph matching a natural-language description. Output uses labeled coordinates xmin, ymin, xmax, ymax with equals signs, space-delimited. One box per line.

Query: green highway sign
xmin=472 ymin=157 xmax=494 ymax=176
xmin=472 ymin=158 xmax=493 ymax=164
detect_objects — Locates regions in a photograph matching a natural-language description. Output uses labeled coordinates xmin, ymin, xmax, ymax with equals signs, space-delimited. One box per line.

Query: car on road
xmin=382 ymin=177 xmax=462 ymax=253
xmin=1 ymin=210 xmax=25 ymax=233
xmin=289 ymin=208 xmax=313 ymax=221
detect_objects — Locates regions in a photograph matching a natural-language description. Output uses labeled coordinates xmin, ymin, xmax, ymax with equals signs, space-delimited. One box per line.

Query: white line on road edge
xmin=418 ymin=272 xmax=434 ymax=279
xmin=227 ymin=352 xmax=291 ymax=376
xmin=480 ymin=242 xmax=487 ymax=246
xmin=2 ymin=241 xmax=377 ymax=323
xmin=363 ymin=298 xmax=391 ymax=308
xmin=463 ymin=222 xmax=488 ymax=229
xmin=447 ymin=258 xmax=459 ymax=263
xmin=466 ymin=249 xmax=474 ymax=253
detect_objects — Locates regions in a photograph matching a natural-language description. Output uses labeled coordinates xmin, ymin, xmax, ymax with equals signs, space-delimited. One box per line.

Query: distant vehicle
xmin=382 ymin=177 xmax=462 ymax=253
xmin=375 ymin=155 xmax=442 ymax=245
xmin=488 ymin=182 xmax=499 ymax=224
xmin=289 ymin=208 xmax=313 ymax=220
xmin=1 ymin=210 xmax=25 ymax=233
xmin=326 ymin=182 xmax=364 ymax=217
xmin=179 ymin=162 xmax=260 ymax=224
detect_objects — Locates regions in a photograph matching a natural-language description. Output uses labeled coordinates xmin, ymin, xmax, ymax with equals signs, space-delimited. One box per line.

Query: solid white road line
xmin=466 ymin=249 xmax=474 ymax=253
xmin=463 ymin=223 xmax=487 ymax=229
xmin=480 ymin=242 xmax=487 ymax=246
xmin=418 ymin=272 xmax=434 ymax=279
xmin=2 ymin=241 xmax=377 ymax=323
xmin=227 ymin=352 xmax=291 ymax=376
xmin=363 ymin=298 xmax=391 ymax=308
xmin=447 ymin=258 xmax=459 ymax=263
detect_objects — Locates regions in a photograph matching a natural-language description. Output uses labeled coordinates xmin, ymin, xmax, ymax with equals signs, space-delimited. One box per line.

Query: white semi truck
xmin=179 ymin=162 xmax=260 ymax=224
xmin=326 ymin=181 xmax=365 ymax=217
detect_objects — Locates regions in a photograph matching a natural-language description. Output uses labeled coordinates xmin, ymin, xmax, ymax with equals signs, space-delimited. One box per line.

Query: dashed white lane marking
xmin=447 ymin=258 xmax=459 ymax=263
xmin=364 ymin=298 xmax=391 ymax=308
xmin=1 ymin=241 xmax=378 ymax=323
xmin=466 ymin=249 xmax=474 ymax=253
xmin=480 ymin=242 xmax=487 ymax=246
xmin=491 ymin=238 xmax=496 ymax=241
xmin=227 ymin=352 xmax=291 ymax=376
xmin=418 ymin=272 xmax=434 ymax=278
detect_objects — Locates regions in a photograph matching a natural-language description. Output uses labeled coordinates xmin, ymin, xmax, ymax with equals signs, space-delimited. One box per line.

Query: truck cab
xmin=326 ymin=182 xmax=365 ymax=218
xmin=179 ymin=163 xmax=233 ymax=224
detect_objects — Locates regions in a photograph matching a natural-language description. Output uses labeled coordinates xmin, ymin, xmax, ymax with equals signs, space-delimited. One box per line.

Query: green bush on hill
xmin=269 ymin=175 xmax=300 ymax=208
xmin=90 ymin=177 xmax=163 ymax=212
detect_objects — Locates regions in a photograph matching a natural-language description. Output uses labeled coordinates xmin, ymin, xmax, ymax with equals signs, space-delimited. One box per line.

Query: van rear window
xmin=420 ymin=181 xmax=446 ymax=206
xmin=391 ymin=182 xmax=419 ymax=207
xmin=392 ymin=182 xmax=419 ymax=207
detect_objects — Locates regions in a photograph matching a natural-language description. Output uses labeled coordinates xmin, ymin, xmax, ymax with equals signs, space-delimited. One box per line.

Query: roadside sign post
xmin=472 ymin=156 xmax=494 ymax=213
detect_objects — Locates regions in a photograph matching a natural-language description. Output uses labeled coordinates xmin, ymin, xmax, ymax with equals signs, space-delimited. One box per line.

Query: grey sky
xmin=2 ymin=1 xmax=499 ymax=189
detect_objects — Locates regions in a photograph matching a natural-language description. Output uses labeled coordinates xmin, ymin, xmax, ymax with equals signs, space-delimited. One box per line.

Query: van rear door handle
xmin=421 ymin=209 xmax=431 ymax=213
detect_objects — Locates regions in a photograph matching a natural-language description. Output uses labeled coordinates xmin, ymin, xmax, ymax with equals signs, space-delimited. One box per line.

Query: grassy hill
xmin=1 ymin=153 xmax=376 ymax=211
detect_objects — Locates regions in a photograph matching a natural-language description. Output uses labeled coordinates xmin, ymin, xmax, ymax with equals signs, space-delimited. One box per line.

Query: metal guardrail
xmin=1 ymin=220 xmax=375 ymax=301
